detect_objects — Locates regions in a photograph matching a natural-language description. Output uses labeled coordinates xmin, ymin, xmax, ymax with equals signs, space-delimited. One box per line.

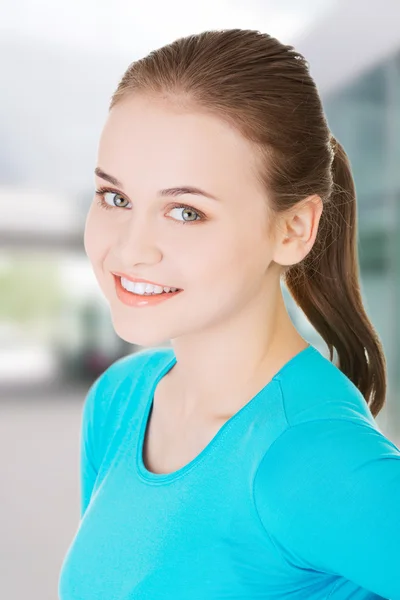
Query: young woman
xmin=59 ymin=29 xmax=400 ymax=599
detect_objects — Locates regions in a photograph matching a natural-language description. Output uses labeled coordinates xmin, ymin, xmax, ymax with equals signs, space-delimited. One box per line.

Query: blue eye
xmin=166 ymin=205 xmax=202 ymax=224
xmin=95 ymin=189 xmax=130 ymax=210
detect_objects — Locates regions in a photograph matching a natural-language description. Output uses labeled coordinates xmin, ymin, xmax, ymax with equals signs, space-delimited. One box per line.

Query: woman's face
xmin=84 ymin=94 xmax=279 ymax=347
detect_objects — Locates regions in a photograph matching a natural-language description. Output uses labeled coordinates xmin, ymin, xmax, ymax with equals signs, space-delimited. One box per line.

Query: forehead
xmin=98 ymin=95 xmax=262 ymax=194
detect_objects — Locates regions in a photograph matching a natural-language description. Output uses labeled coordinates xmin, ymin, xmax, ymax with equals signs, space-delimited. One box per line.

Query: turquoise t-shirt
xmin=58 ymin=344 xmax=400 ymax=599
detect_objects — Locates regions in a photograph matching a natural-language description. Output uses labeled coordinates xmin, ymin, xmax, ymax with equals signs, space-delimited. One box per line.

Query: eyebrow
xmin=94 ymin=167 xmax=220 ymax=202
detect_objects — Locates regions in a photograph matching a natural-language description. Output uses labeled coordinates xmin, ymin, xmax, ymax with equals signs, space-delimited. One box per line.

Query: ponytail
xmin=284 ymin=138 xmax=387 ymax=417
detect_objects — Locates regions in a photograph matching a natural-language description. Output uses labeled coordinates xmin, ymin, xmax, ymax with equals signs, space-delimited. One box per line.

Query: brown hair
xmin=109 ymin=29 xmax=387 ymax=417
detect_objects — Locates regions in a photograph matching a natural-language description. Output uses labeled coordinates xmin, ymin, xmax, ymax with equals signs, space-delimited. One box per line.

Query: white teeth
xmin=120 ymin=277 xmax=179 ymax=295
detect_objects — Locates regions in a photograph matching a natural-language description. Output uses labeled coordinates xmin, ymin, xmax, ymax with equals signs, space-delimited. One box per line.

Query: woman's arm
xmin=253 ymin=417 xmax=400 ymax=599
xmin=78 ymin=348 xmax=157 ymax=518
xmin=80 ymin=378 xmax=102 ymax=518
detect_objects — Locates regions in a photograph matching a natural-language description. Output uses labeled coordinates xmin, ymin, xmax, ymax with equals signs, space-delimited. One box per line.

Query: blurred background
xmin=1 ymin=0 xmax=400 ymax=598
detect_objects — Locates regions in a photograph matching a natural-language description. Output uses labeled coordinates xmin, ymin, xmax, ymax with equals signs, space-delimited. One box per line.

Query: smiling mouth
xmin=114 ymin=275 xmax=183 ymax=296
xmin=113 ymin=274 xmax=183 ymax=307
xmin=112 ymin=272 xmax=182 ymax=291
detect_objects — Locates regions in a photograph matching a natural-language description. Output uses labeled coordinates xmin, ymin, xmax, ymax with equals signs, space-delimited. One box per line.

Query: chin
xmin=110 ymin=314 xmax=172 ymax=348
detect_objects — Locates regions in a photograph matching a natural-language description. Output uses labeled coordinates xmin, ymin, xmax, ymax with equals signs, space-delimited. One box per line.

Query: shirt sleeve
xmin=80 ymin=377 xmax=102 ymax=519
xmin=253 ymin=417 xmax=400 ymax=599
xmin=79 ymin=349 xmax=155 ymax=518
xmin=79 ymin=358 xmax=129 ymax=519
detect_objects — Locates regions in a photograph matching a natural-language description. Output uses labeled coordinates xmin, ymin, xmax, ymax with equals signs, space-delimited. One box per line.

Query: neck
xmin=164 ymin=291 xmax=307 ymax=421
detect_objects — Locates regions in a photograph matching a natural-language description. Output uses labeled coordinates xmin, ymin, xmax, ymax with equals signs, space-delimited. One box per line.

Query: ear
xmin=271 ymin=195 xmax=323 ymax=267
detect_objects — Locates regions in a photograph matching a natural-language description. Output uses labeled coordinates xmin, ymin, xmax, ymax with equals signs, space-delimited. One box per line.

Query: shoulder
xmin=258 ymin=346 xmax=399 ymax=500
xmin=253 ymin=412 xmax=400 ymax=544
xmin=253 ymin=347 xmax=400 ymax=557
xmin=95 ymin=345 xmax=172 ymax=386
xmin=275 ymin=345 xmax=377 ymax=428
xmin=255 ymin=417 xmax=400 ymax=490
xmin=87 ymin=344 xmax=173 ymax=396
xmin=81 ymin=345 xmax=175 ymax=435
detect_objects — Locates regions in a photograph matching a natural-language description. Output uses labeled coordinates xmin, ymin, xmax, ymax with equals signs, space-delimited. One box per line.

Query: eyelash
xmin=94 ymin=186 xmax=206 ymax=225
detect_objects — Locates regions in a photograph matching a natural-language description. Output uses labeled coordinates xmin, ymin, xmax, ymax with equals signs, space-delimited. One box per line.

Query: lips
xmin=113 ymin=273 xmax=183 ymax=307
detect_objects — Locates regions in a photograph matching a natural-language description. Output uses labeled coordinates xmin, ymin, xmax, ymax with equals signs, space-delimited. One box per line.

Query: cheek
xmin=83 ymin=206 xmax=106 ymax=263
xmin=210 ymin=231 xmax=260 ymax=276
xmin=189 ymin=233 xmax=257 ymax=294
xmin=83 ymin=211 xmax=112 ymax=297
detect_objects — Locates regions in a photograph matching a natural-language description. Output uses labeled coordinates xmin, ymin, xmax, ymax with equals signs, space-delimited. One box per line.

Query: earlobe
xmin=272 ymin=236 xmax=308 ymax=268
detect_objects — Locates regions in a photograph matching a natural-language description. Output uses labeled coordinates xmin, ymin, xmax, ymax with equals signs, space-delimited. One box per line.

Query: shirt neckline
xmin=135 ymin=344 xmax=316 ymax=484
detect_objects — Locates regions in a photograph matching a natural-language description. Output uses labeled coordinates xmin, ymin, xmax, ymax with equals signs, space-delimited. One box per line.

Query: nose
xmin=115 ymin=214 xmax=162 ymax=265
